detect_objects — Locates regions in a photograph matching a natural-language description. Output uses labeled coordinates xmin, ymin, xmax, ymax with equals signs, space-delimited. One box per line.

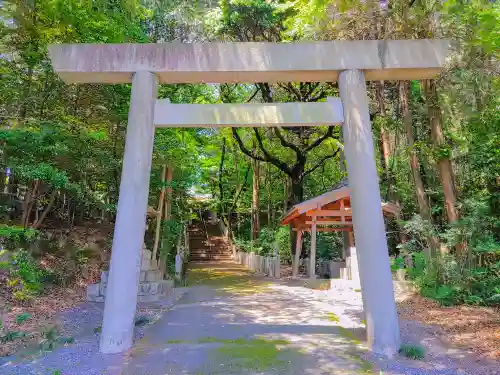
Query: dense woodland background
xmin=0 ymin=0 xmax=498 ymax=308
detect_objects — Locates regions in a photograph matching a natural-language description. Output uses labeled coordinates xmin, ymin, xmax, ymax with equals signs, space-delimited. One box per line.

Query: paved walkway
xmin=3 ymin=262 xmax=499 ymax=375
xmin=121 ymin=262 xmax=371 ymax=375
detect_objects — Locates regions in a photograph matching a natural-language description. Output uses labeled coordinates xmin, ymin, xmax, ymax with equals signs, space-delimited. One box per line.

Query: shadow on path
xmin=3 ymin=261 xmax=499 ymax=375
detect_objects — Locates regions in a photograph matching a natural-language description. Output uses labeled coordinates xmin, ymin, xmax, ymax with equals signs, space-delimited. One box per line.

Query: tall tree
xmin=251 ymin=141 xmax=260 ymax=240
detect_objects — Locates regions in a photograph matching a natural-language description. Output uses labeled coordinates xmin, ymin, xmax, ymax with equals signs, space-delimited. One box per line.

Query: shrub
xmin=3 ymin=250 xmax=56 ymax=300
xmin=317 ymin=232 xmax=342 ymax=261
xmin=0 ymin=225 xmax=40 ymax=251
xmin=399 ymin=344 xmax=425 ymax=360
xmin=160 ymin=219 xmax=183 ymax=276
xmin=275 ymin=226 xmax=291 ymax=262
xmin=39 ymin=325 xmax=73 ymax=352
xmin=0 ymin=313 xmax=31 ymax=345
xmin=234 ymin=226 xmax=291 ymax=262
xmin=134 ymin=315 xmax=151 ymax=327
xmin=406 ymin=251 xmax=500 ymax=306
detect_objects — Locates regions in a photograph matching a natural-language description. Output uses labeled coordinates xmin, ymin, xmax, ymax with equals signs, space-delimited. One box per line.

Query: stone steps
xmin=188 ymin=223 xmax=233 ymax=263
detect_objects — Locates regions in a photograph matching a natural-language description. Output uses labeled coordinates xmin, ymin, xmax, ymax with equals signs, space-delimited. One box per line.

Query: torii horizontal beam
xmin=153 ymin=99 xmax=344 ymax=127
xmin=48 ymin=39 xmax=451 ymax=84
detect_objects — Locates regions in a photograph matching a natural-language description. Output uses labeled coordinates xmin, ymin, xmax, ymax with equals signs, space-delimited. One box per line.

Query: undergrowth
xmin=399 ymin=344 xmax=425 ymax=360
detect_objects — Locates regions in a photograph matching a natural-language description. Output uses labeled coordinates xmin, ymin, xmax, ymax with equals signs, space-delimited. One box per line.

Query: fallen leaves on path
xmin=398 ymin=295 xmax=500 ymax=360
xmin=0 ymin=284 xmax=85 ymax=357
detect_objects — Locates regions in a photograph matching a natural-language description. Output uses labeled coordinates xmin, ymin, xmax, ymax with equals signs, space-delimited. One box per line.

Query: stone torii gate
xmin=48 ymin=39 xmax=450 ymax=356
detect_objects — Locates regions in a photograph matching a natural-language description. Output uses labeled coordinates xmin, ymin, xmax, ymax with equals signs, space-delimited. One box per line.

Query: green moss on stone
xmin=326 ymin=312 xmax=340 ymax=323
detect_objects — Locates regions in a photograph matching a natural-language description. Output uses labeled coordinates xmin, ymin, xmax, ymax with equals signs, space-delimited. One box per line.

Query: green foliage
xmin=281 ymin=0 xmax=330 ymax=39
xmin=399 ymin=344 xmax=425 ymax=360
xmin=0 ymin=225 xmax=40 ymax=250
xmin=398 ymin=215 xmax=437 ymax=255
xmin=233 ymin=226 xmax=290 ymax=261
xmin=0 ymin=313 xmax=31 ymax=345
xmin=391 ymin=256 xmax=406 ymax=272
xmin=407 ymin=252 xmax=500 ymax=306
xmin=15 ymin=313 xmax=31 ymax=325
xmin=317 ymin=232 xmax=342 ymax=261
xmin=275 ymin=226 xmax=291 ymax=262
xmin=134 ymin=315 xmax=152 ymax=327
xmin=159 ymin=220 xmax=184 ymax=276
xmin=0 ymin=329 xmax=26 ymax=344
xmin=5 ymin=250 xmax=55 ymax=299
xmin=209 ymin=0 xmax=287 ymax=41
xmin=39 ymin=325 xmax=73 ymax=352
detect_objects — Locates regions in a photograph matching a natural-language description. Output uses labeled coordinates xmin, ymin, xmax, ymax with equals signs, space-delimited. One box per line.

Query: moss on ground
xmin=198 ymin=336 xmax=289 ymax=345
xmin=338 ymin=326 xmax=361 ymax=345
xmin=335 ymin=348 xmax=375 ymax=374
xmin=302 ymin=279 xmax=331 ymax=290
xmin=166 ymin=339 xmax=191 ymax=344
xmin=213 ymin=337 xmax=293 ymax=372
xmin=186 ymin=268 xmax=269 ymax=295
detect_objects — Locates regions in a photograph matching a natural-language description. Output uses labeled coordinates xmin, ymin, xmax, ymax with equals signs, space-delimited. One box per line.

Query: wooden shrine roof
xmin=280 ymin=183 xmax=400 ymax=232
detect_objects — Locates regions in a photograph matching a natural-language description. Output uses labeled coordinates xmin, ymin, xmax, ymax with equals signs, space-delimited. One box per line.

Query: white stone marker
xmin=349 ymin=247 xmax=361 ymax=287
xmin=100 ymin=71 xmax=158 ymax=354
xmin=338 ymin=69 xmax=400 ymax=356
xmin=309 ymin=217 xmax=317 ymax=279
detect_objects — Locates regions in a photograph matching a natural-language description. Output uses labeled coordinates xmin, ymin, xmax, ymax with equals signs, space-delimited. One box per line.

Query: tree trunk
xmin=164 ymin=164 xmax=173 ymax=220
xmin=401 ymin=82 xmax=432 ymax=220
xmin=378 ymin=82 xmax=407 ymax=243
xmin=218 ymin=138 xmax=227 ymax=217
xmin=376 ymin=82 xmax=391 ymax=184
xmin=230 ymin=163 xmax=251 ymax=237
xmin=425 ymin=79 xmax=466 ymax=256
xmin=251 ymin=143 xmax=260 ymax=241
xmin=21 ymin=179 xmax=40 ymax=227
xmin=400 ymin=81 xmax=439 ymax=258
xmin=425 ymin=79 xmax=460 ymax=224
xmin=267 ymin=163 xmax=271 ymax=226
xmin=152 ymin=165 xmax=167 ymax=261
xmin=19 ymin=66 xmax=34 ymax=123
xmin=32 ymin=190 xmax=57 ymax=229
xmin=283 ymin=177 xmax=289 ymax=213
xmin=288 ymin=174 xmax=305 ymax=258
xmin=290 ymin=177 xmax=303 ymax=207
xmin=338 ymin=134 xmax=351 ymax=258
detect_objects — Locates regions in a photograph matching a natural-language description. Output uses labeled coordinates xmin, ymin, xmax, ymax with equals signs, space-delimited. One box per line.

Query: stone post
xmin=338 ymin=69 xmax=400 ymax=356
xmin=273 ymin=241 xmax=280 ymax=279
xmin=349 ymin=247 xmax=360 ymax=286
xmin=309 ymin=217 xmax=317 ymax=279
xmin=292 ymin=230 xmax=303 ymax=277
xmin=100 ymin=71 xmax=158 ymax=354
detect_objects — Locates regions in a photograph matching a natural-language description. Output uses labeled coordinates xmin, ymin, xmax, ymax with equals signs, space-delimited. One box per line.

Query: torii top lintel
xmin=48 ymin=39 xmax=451 ymax=84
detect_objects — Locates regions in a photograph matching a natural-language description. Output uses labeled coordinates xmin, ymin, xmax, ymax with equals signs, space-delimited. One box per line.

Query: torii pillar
xmin=100 ymin=71 xmax=158 ymax=353
xmin=338 ymin=69 xmax=400 ymax=355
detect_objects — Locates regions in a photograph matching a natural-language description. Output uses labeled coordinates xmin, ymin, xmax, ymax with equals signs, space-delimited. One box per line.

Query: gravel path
xmin=2 ymin=262 xmax=498 ymax=375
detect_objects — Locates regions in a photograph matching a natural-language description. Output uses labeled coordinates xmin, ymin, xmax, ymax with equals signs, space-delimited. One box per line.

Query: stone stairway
xmin=188 ymin=222 xmax=233 ymax=262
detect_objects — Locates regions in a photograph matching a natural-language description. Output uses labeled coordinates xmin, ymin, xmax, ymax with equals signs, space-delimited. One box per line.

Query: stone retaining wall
xmin=87 ymin=248 xmax=173 ymax=303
